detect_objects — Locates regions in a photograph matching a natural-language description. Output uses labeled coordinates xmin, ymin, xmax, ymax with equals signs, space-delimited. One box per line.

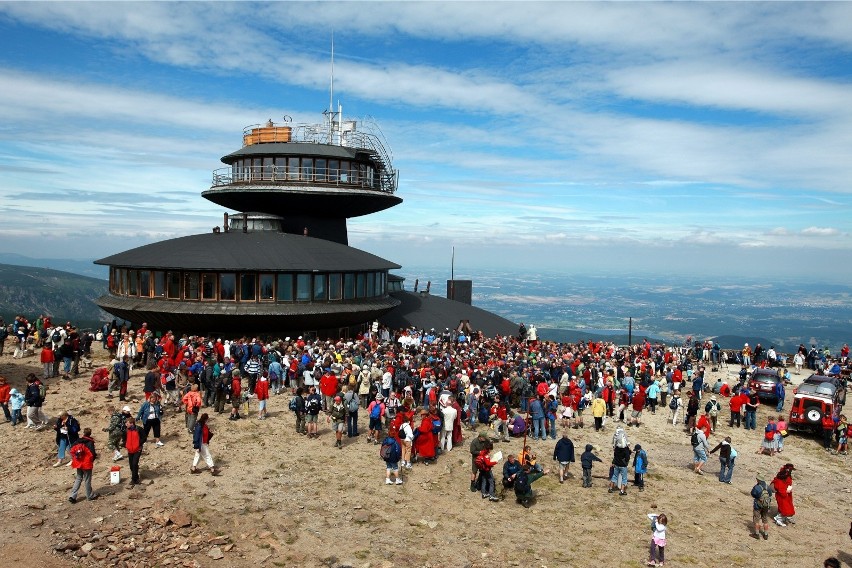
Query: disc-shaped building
xmin=95 ymin=112 xmax=405 ymax=336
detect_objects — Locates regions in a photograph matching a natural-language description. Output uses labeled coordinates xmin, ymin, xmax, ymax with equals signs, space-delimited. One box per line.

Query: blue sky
xmin=1 ymin=2 xmax=851 ymax=282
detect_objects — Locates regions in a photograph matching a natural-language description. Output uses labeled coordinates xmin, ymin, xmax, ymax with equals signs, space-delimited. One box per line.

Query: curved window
xmin=128 ymin=270 xmax=138 ymax=296
xmin=167 ymin=272 xmax=181 ymax=299
xmin=328 ymin=273 xmax=342 ymax=300
xmin=277 ymin=274 xmax=293 ymax=302
xmin=259 ymin=274 xmax=274 ymax=301
xmin=201 ymin=273 xmax=217 ymax=300
xmin=220 ymin=273 xmax=236 ymax=301
xmin=184 ymin=272 xmax=199 ymax=300
xmin=328 ymin=159 xmax=339 ymax=182
xmin=343 ymin=273 xmax=355 ymax=300
xmin=356 ymin=273 xmax=366 ymax=298
xmin=315 ymin=158 xmax=327 ymax=181
xmin=366 ymin=273 xmax=375 ymax=298
xmin=313 ymin=274 xmax=326 ymax=301
xmin=296 ymin=274 xmax=311 ymax=301
xmin=240 ymin=273 xmax=256 ymax=301
xmin=139 ymin=271 xmax=150 ymax=297
xmin=153 ymin=271 xmax=165 ymax=297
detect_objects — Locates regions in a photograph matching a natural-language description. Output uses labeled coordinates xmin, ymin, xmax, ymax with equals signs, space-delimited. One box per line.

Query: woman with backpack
xmin=53 ymin=411 xmax=81 ymax=467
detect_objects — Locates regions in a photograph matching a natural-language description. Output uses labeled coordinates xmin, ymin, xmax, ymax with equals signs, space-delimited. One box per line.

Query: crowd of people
xmin=1 ymin=316 xmax=851 ymax=564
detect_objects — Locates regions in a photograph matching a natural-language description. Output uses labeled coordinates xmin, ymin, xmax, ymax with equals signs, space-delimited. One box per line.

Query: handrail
xmin=211 ymin=165 xmax=395 ymax=193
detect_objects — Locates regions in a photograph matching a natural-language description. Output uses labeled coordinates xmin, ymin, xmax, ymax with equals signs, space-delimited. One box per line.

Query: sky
xmin=1 ymin=2 xmax=851 ymax=283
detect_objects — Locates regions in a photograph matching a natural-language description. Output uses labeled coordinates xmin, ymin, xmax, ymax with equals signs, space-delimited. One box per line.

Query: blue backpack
xmin=370 ymin=403 xmax=382 ymax=420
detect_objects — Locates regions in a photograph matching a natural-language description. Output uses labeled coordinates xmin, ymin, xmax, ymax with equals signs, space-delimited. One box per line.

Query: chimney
xmin=223 ymin=212 xmax=229 ymax=232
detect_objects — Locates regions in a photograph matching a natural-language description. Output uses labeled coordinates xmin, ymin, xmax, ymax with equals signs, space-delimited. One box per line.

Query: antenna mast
xmin=328 ymin=32 xmax=335 ymax=143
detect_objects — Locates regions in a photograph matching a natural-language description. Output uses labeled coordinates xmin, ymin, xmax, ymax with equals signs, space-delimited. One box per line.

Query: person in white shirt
xmin=440 ymin=403 xmax=457 ymax=451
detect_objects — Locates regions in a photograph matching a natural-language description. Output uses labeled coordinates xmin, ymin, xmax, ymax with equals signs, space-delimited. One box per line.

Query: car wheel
xmin=805 ymin=406 xmax=823 ymax=423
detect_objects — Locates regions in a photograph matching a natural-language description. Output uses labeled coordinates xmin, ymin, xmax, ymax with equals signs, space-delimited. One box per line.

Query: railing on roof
xmin=212 ymin=165 xmax=397 ymax=193
xmin=236 ymin=118 xmax=398 ymax=194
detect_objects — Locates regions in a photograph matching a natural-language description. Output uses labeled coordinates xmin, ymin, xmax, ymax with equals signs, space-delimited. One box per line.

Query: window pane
xmin=328 ymin=159 xmax=339 ymax=182
xmin=328 ymin=273 xmax=342 ymax=300
xmin=128 ymin=270 xmax=138 ymax=296
xmin=339 ymin=160 xmax=348 ymax=183
xmin=201 ymin=273 xmax=216 ymax=300
xmin=356 ymin=273 xmax=366 ymax=298
xmin=167 ymin=272 xmax=181 ymax=299
xmin=262 ymin=157 xmax=273 ymax=180
xmin=220 ymin=273 xmax=236 ymax=300
xmin=184 ymin=272 xmax=199 ymax=300
xmin=240 ymin=273 xmax=256 ymax=301
xmin=301 ymin=158 xmax=313 ymax=181
xmin=313 ymin=274 xmax=326 ymax=301
xmin=259 ymin=274 xmax=274 ymax=300
xmin=153 ymin=271 xmax=165 ymax=297
xmin=277 ymin=274 xmax=293 ymax=302
xmin=343 ymin=273 xmax=355 ymax=300
xmin=287 ymin=157 xmax=300 ymax=180
xmin=139 ymin=270 xmax=150 ymax=297
xmin=315 ymin=158 xmax=327 ymax=181
xmin=366 ymin=273 xmax=375 ymax=297
xmin=115 ymin=268 xmax=125 ymax=294
xmin=296 ymin=274 xmax=311 ymax=301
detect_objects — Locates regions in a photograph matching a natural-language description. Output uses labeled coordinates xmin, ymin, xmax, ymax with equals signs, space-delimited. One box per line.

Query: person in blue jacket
xmin=633 ymin=443 xmax=648 ymax=491
xmin=529 ymin=396 xmax=545 ymax=440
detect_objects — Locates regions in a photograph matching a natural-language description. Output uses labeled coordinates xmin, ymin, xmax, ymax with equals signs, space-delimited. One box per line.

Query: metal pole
xmin=628 ymin=317 xmax=632 ymax=347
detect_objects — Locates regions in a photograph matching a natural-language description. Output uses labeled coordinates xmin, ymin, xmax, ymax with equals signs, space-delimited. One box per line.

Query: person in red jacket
xmin=413 ymin=409 xmax=437 ymax=464
xmin=475 ymin=448 xmax=500 ymax=501
xmin=629 ymin=388 xmax=646 ymax=427
xmin=123 ymin=416 xmax=143 ymax=487
xmin=696 ymin=411 xmax=712 ymax=439
xmin=0 ymin=376 xmax=10 ymax=423
xmin=68 ymin=427 xmax=98 ymax=503
xmin=319 ymin=370 xmax=338 ymax=411
xmin=40 ymin=344 xmax=55 ymax=379
xmin=729 ymin=391 xmax=746 ymax=428
xmin=255 ymin=371 xmax=270 ymax=420
xmin=229 ymin=370 xmax=242 ymax=420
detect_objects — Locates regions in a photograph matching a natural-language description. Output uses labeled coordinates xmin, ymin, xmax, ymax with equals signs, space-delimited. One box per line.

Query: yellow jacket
xmin=591 ymin=397 xmax=607 ymax=418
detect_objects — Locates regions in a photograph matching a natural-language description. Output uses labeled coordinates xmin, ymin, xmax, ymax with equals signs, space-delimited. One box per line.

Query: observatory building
xmin=94 ymin=111 xmax=404 ymax=336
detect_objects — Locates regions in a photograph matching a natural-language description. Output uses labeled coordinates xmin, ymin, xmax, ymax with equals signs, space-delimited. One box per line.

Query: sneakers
xmin=155 ymin=441 xmax=165 ymax=447
xmin=385 ymin=478 xmax=393 ymax=485
xmin=488 ymin=495 xmax=500 ymax=502
xmin=774 ymin=516 xmax=787 ymax=527
xmin=113 ymin=451 xmax=123 ymax=461
xmin=190 ymin=467 xmax=202 ymax=474
xmin=394 ymin=478 xmax=403 ymax=485
xmin=210 ymin=467 xmax=221 ymax=476
xmin=68 ymin=496 xmax=76 ymax=504
xmin=53 ymin=460 xmax=63 ymax=468
xmin=762 ymin=531 xmax=769 ymax=540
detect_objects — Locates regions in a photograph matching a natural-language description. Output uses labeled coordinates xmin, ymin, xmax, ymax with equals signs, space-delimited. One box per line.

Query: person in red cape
xmin=772 ymin=463 xmax=796 ymax=526
xmin=413 ymin=409 xmax=436 ymax=464
xmin=451 ymin=397 xmax=465 ymax=446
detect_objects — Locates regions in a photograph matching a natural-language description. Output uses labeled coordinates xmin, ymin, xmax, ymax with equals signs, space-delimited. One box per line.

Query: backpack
xmin=370 ymin=403 xmax=382 ymax=420
xmin=38 ymin=382 xmax=47 ymax=402
xmin=669 ymin=397 xmax=677 ymax=410
xmin=288 ymin=397 xmax=299 ymax=412
xmin=513 ymin=471 xmax=531 ymax=496
xmin=51 ymin=329 xmax=62 ymax=343
xmin=70 ymin=442 xmax=93 ymax=469
xmin=431 ymin=418 xmax=442 ymax=434
xmin=347 ymin=395 xmax=359 ymax=413
xmin=379 ymin=437 xmax=400 ymax=462
xmin=691 ymin=432 xmax=700 ymax=447
xmin=614 ymin=429 xmax=628 ymax=449
xmin=757 ymin=484 xmax=772 ymax=509
xmin=306 ymin=397 xmax=321 ymax=414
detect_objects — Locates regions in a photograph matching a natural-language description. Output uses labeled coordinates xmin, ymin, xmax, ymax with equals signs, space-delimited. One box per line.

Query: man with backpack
xmin=691 ymin=427 xmax=710 ymax=475
xmin=366 ymin=394 xmax=385 ymax=444
xmin=514 ymin=463 xmax=549 ymax=508
xmin=344 ymin=388 xmax=360 ymax=438
xmin=469 ymin=431 xmax=493 ymax=492
xmin=379 ymin=434 xmax=403 ymax=485
xmin=610 ymin=427 xmax=631 ymax=495
xmin=705 ymin=395 xmax=722 ymax=432
xmin=305 ymin=386 xmax=323 ymax=439
xmin=750 ymin=473 xmax=774 ymax=540
xmin=24 ymin=374 xmax=47 ymax=429
xmin=68 ymin=427 xmax=98 ymax=503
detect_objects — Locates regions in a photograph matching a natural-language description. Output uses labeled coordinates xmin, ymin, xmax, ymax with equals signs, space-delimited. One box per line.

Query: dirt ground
xmin=0 ymin=345 xmax=850 ymax=568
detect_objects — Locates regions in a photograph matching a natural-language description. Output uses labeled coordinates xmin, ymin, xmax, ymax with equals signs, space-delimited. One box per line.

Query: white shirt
xmin=441 ymin=405 xmax=457 ymax=432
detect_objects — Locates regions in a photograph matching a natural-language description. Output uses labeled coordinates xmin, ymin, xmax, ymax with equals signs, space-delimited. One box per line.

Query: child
xmin=647 ymin=513 xmax=667 ymax=566
xmin=9 ymin=388 xmax=25 ymax=427
xmin=580 ymin=443 xmax=602 ymax=488
xmin=775 ymin=415 xmax=787 ymax=453
xmin=633 ymin=444 xmax=648 ymax=491
xmin=757 ymin=417 xmax=777 ymax=456
xmin=833 ymin=415 xmax=848 ymax=455
xmin=379 ymin=435 xmax=403 ymax=485
xmin=475 ymin=448 xmax=500 ymax=501
xmin=519 ymin=445 xmax=541 ymax=473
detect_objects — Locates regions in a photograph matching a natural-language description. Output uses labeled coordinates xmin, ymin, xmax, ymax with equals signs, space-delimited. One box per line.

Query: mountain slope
xmin=0 ymin=263 xmax=108 ymax=327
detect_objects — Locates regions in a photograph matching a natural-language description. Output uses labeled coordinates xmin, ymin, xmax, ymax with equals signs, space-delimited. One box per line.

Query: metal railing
xmin=211 ymin=165 xmax=398 ymax=193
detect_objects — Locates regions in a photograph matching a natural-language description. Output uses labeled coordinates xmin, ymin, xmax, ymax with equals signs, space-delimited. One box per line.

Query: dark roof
xmin=94 ymin=231 xmax=401 ymax=272
xmin=380 ymin=291 xmax=517 ymax=337
xmin=221 ymin=143 xmax=371 ymax=163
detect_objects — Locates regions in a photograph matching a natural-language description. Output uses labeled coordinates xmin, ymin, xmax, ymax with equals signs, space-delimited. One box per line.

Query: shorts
xmin=610 ymin=465 xmax=628 ymax=486
xmin=753 ymin=507 xmax=769 ymax=524
xmin=384 ymin=460 xmax=399 ymax=471
xmin=332 ymin=420 xmax=345 ymax=433
xmin=258 ymin=400 xmax=267 ymax=411
xmin=306 ymin=414 xmax=319 ymax=423
xmin=369 ymin=417 xmax=382 ymax=431
xmin=631 ymin=410 xmax=642 ymax=419
xmin=471 ymin=456 xmax=479 ymax=474
xmin=693 ymin=448 xmax=707 ymax=463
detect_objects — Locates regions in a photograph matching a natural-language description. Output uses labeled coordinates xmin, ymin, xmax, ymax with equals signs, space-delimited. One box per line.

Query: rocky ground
xmin=0 ymin=344 xmax=850 ymax=568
